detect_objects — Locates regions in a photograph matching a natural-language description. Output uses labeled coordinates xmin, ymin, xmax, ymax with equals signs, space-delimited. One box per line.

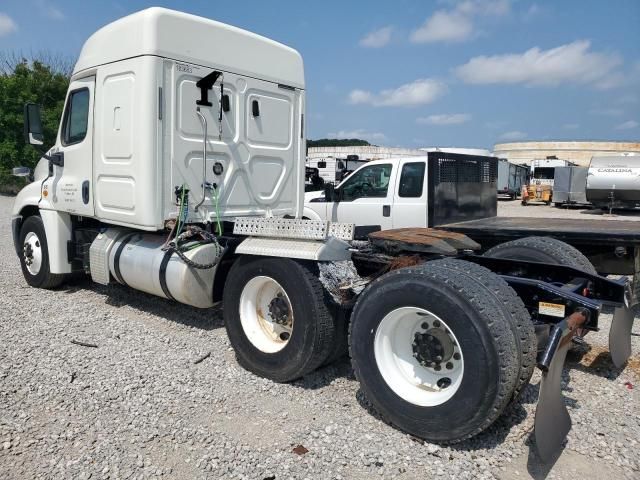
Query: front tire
xmin=18 ymin=216 xmax=66 ymax=289
xmin=223 ymin=256 xmax=335 ymax=382
xmin=349 ymin=260 xmax=520 ymax=443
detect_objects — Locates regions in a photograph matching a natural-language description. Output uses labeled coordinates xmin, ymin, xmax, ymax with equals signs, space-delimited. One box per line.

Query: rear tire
xmin=349 ymin=260 xmax=520 ymax=443
xmin=431 ymin=259 xmax=536 ymax=400
xmin=18 ymin=216 xmax=66 ymax=289
xmin=322 ymin=302 xmax=350 ymax=365
xmin=223 ymin=256 xmax=335 ymax=382
xmin=484 ymin=236 xmax=597 ymax=274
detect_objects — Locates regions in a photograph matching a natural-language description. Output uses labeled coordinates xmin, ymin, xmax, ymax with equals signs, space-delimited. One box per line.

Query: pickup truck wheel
xmin=484 ymin=236 xmax=597 ymax=274
xmin=430 ymin=259 xmax=536 ymax=400
xmin=18 ymin=216 xmax=66 ymax=289
xmin=349 ymin=262 xmax=519 ymax=443
xmin=223 ymin=256 xmax=335 ymax=382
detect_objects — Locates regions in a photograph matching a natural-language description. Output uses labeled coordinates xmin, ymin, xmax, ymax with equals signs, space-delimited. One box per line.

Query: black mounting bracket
xmin=196 ymin=71 xmax=222 ymax=107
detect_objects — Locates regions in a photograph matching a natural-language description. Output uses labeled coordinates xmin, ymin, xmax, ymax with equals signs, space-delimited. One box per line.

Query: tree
xmin=307 ymin=138 xmax=371 ymax=150
xmin=0 ymin=57 xmax=70 ymax=191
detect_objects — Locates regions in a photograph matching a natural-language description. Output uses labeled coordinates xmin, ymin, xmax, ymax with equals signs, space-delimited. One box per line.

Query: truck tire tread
xmin=223 ymin=256 xmax=335 ymax=382
xmin=429 ymin=259 xmax=536 ymax=400
xmin=349 ymin=259 xmax=519 ymax=443
xmin=19 ymin=215 xmax=67 ymax=289
xmin=484 ymin=236 xmax=597 ymax=274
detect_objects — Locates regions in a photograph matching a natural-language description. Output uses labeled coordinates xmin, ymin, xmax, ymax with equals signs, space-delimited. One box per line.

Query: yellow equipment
xmin=521 ymin=182 xmax=553 ymax=205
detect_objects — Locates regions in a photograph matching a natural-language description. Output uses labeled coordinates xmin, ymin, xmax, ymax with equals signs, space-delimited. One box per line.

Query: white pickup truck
xmin=304 ymin=154 xmax=497 ymax=235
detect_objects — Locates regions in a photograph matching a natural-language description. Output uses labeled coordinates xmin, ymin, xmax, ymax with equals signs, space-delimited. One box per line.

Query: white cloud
xmin=348 ymin=90 xmax=373 ymax=104
xmin=0 ymin=13 xmax=18 ymax=36
xmin=411 ymin=10 xmax=473 ymax=43
xmin=359 ymin=26 xmax=393 ymax=48
xmin=499 ymin=130 xmax=528 ymax=140
xmin=348 ymin=78 xmax=447 ymax=107
xmin=328 ymin=129 xmax=387 ymax=143
xmin=615 ymin=120 xmax=639 ymax=130
xmin=411 ymin=0 xmax=510 ymax=44
xmin=417 ymin=113 xmax=471 ymax=125
xmin=37 ymin=1 xmax=65 ymax=20
xmin=455 ymin=40 xmax=623 ymax=88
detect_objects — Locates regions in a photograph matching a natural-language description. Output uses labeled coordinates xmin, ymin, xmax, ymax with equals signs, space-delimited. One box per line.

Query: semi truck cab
xmin=13 ymin=7 xmax=306 ymax=275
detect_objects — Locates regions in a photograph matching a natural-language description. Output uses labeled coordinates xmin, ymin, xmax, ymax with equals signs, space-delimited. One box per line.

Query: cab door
xmin=392 ymin=159 xmax=428 ymax=228
xmin=330 ymin=162 xmax=395 ymax=230
xmin=48 ymin=76 xmax=95 ymax=216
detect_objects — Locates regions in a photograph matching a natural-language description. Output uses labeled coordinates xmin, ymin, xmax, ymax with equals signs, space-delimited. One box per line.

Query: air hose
xmin=165 ymin=225 xmax=223 ymax=270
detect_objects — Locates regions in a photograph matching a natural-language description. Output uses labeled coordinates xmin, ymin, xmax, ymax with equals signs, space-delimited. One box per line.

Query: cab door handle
xmin=383 ymin=205 xmax=391 ymax=217
xmin=82 ymin=180 xmax=90 ymax=204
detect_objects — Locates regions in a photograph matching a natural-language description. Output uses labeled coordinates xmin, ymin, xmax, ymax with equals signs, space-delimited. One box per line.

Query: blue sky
xmin=1 ymin=0 xmax=638 ymax=149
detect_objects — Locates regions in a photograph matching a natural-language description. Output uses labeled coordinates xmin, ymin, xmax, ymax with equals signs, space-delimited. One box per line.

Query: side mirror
xmin=12 ymin=166 xmax=33 ymax=179
xmin=324 ymin=183 xmax=341 ymax=202
xmin=24 ymin=103 xmax=44 ymax=146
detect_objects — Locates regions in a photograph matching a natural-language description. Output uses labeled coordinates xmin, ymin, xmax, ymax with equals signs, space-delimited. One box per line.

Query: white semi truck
xmin=10 ymin=8 xmax=637 ymax=460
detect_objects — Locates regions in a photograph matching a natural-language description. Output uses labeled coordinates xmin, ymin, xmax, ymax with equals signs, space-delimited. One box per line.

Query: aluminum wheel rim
xmin=239 ymin=276 xmax=294 ymax=353
xmin=374 ymin=307 xmax=464 ymax=407
xmin=23 ymin=232 xmax=43 ymax=276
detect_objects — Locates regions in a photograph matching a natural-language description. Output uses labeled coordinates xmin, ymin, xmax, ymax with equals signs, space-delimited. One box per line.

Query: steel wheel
xmin=374 ymin=307 xmax=464 ymax=407
xmin=239 ymin=275 xmax=294 ymax=353
xmin=23 ymin=231 xmax=43 ymax=276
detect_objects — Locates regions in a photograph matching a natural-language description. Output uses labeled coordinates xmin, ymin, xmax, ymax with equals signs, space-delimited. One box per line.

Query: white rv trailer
xmin=586 ymin=154 xmax=640 ymax=209
xmin=307 ymin=155 xmax=368 ymax=184
xmin=9 ymin=8 xmax=636 ymax=456
xmin=529 ymin=158 xmax=574 ymax=187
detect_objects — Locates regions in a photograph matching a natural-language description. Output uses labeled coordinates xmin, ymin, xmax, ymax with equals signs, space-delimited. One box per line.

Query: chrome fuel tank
xmin=105 ymin=232 xmax=221 ymax=308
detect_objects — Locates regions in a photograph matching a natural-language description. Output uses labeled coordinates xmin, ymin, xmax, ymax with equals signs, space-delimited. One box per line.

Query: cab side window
xmin=398 ymin=162 xmax=426 ymax=197
xmin=340 ymin=164 xmax=392 ymax=201
xmin=62 ymin=88 xmax=90 ymax=146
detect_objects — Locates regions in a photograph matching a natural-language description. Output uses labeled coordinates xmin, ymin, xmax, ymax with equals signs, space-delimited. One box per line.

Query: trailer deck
xmin=439 ymin=217 xmax=640 ymax=247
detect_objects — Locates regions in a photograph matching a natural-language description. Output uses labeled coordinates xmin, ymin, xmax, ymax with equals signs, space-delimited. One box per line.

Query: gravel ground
xmin=498 ymin=198 xmax=640 ymax=221
xmin=1 ymin=194 xmax=639 ymax=480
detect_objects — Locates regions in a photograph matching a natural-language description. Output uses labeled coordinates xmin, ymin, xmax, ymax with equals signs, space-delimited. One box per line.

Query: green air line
xmin=213 ymin=186 xmax=223 ymax=236
xmin=176 ymin=185 xmax=186 ymax=238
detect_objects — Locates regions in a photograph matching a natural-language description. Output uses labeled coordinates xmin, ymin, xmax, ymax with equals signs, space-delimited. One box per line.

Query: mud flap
xmin=609 ymin=305 xmax=634 ymax=368
xmin=534 ymin=311 xmax=587 ymax=462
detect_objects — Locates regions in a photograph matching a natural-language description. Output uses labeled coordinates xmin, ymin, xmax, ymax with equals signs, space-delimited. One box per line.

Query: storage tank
xmin=586 ymin=155 xmax=640 ymax=209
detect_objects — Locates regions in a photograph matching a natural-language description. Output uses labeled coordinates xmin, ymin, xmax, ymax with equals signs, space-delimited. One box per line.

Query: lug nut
xmin=437 ymin=377 xmax=452 ymax=389
xmin=453 ymin=352 xmax=461 ymax=360
xmin=446 ymin=362 xmax=453 ymax=370
xmin=421 ymin=322 xmax=429 ymax=329
xmin=435 ymin=355 xmax=442 ymax=362
xmin=279 ymin=332 xmax=290 ymax=341
xmin=433 ymin=320 xmax=441 ymax=328
xmin=434 ymin=365 xmax=442 ymax=371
